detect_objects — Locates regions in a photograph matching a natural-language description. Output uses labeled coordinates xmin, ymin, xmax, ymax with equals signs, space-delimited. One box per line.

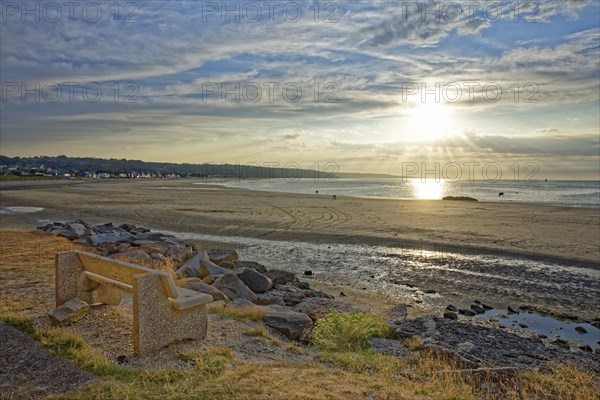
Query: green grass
xmin=311 ymin=309 xmax=390 ymax=352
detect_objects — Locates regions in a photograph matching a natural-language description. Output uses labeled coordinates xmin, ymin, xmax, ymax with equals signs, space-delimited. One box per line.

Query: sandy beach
xmin=1 ymin=179 xmax=599 ymax=319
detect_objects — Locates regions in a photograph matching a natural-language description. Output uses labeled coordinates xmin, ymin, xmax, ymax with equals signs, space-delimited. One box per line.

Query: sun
xmin=400 ymin=100 xmax=459 ymax=142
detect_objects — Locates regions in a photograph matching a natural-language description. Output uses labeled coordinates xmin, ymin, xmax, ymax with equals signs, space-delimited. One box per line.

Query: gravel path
xmin=0 ymin=322 xmax=96 ymax=399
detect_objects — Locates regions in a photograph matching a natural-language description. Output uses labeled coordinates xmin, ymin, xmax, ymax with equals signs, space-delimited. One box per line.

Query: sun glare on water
xmin=411 ymin=179 xmax=445 ymax=199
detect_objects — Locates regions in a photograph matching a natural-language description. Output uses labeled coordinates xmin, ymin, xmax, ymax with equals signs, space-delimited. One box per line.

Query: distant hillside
xmin=0 ymin=155 xmax=397 ymax=179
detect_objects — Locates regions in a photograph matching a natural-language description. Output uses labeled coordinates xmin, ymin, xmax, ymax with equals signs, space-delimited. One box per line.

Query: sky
xmin=1 ymin=0 xmax=599 ymax=179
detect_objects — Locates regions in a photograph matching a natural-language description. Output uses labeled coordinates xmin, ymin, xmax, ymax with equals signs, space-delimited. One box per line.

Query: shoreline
xmin=1 ymin=178 xmax=598 ymax=264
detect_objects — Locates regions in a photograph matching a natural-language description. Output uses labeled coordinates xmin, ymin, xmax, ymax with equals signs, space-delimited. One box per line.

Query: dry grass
xmin=513 ymin=363 xmax=600 ymax=400
xmin=206 ymin=303 xmax=265 ymax=321
xmin=243 ymin=326 xmax=269 ymax=337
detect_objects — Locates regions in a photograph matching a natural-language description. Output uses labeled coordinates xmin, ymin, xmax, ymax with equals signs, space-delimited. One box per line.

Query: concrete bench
xmin=55 ymin=250 xmax=212 ymax=355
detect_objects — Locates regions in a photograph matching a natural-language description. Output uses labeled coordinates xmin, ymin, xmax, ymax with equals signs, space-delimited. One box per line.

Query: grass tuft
xmin=242 ymin=327 xmax=269 ymax=337
xmin=311 ymin=309 xmax=390 ymax=352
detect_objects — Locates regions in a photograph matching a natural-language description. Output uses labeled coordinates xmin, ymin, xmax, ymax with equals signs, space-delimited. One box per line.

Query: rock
xmin=507 ymin=306 xmax=518 ymax=314
xmin=116 ymin=243 xmax=132 ymax=253
xmin=441 ymin=196 xmax=478 ymax=202
xmin=207 ymin=249 xmax=239 ymax=264
xmin=579 ymin=345 xmax=593 ymax=352
xmin=69 ymin=223 xmax=88 ymax=237
xmin=392 ymin=317 xmax=437 ymax=340
xmin=575 ymin=326 xmax=588 ymax=334
xmin=236 ymin=261 xmax=268 ymax=274
xmin=304 ymin=270 xmax=313 ymax=276
xmin=180 ymin=278 xmax=228 ymax=302
xmin=266 ymin=284 xmax=333 ymax=307
xmin=150 ymin=253 xmax=167 ymax=262
xmin=293 ymin=298 xmax=366 ymax=321
xmin=133 ymin=240 xmax=157 ymax=247
xmin=139 ymin=244 xmax=162 ymax=254
xmin=200 ymin=258 xmax=230 ymax=278
xmin=481 ymin=303 xmax=493 ymax=311
xmin=91 ymin=233 xmax=123 ymax=245
xmin=95 ymin=243 xmax=117 ymax=256
xmin=263 ymin=305 xmax=313 ymax=341
xmin=202 ymin=275 xmax=215 ymax=285
xmin=256 ymin=292 xmax=286 ymax=306
xmin=93 ymin=222 xmax=114 ymax=233
xmin=339 ymin=291 xmax=346 ymax=297
xmin=175 ymin=251 xmax=204 ymax=278
xmin=370 ymin=338 xmax=409 ymax=358
xmin=166 ymin=245 xmax=193 ymax=261
xmin=49 ymin=299 xmax=89 ymax=326
xmin=176 ymin=251 xmax=229 ymax=279
xmin=219 ymin=261 xmax=236 ymax=269
xmin=470 ymin=304 xmax=485 ymax=314
xmin=388 ymin=304 xmax=408 ymax=328
xmin=225 ymin=298 xmax=255 ymax=308
xmin=459 ymin=309 xmax=476 ymax=317
xmin=50 ymin=229 xmax=78 ymax=240
xmin=237 ymin=268 xmax=273 ymax=294
xmin=213 ymin=273 xmax=257 ymax=303
xmin=444 ymin=311 xmax=458 ymax=320
xmin=446 ymin=304 xmax=458 ymax=312
xmin=119 ymin=249 xmax=152 ymax=264
xmin=266 ymin=269 xmax=297 ymax=286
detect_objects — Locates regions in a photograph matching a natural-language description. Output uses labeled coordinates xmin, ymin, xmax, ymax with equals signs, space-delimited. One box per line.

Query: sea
xmin=221 ymin=178 xmax=600 ymax=208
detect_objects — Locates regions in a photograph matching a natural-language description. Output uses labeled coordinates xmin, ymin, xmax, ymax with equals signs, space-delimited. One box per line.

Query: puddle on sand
xmin=477 ymin=309 xmax=600 ymax=350
xmin=0 ymin=206 xmax=44 ymax=215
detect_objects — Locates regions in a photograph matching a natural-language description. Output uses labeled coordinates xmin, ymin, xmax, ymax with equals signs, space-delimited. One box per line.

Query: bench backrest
xmin=75 ymin=250 xmax=179 ymax=299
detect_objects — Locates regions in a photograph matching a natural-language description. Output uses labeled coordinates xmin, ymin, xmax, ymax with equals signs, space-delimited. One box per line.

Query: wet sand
xmin=1 ymin=179 xmax=599 ymax=319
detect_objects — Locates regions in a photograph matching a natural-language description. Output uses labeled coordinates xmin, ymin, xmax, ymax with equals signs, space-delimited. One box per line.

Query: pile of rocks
xmin=38 ymin=220 xmax=193 ymax=268
xmin=175 ymin=247 xmax=368 ymax=341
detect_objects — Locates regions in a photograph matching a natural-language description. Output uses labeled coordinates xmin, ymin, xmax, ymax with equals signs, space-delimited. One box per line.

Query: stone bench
xmin=55 ymin=250 xmax=212 ymax=355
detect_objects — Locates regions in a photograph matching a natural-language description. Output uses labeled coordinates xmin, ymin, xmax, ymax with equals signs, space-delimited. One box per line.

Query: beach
xmin=1 ymin=179 xmax=599 ymax=319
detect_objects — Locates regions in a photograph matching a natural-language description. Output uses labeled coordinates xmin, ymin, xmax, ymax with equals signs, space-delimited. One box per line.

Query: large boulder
xmin=49 ymin=299 xmax=89 ymax=326
xmin=237 ymin=268 xmax=273 ymax=294
xmin=212 ymin=273 xmax=257 ymax=303
xmin=176 ymin=251 xmax=229 ymax=278
xmin=68 ymin=223 xmax=89 ymax=237
xmin=266 ymin=269 xmax=297 ymax=286
xmin=292 ymin=298 xmax=366 ymax=321
xmin=207 ymin=249 xmax=239 ymax=264
xmin=263 ymin=305 xmax=313 ymax=341
xmin=236 ymin=261 xmax=268 ymax=274
xmin=256 ymin=292 xmax=286 ymax=306
xmin=166 ymin=245 xmax=193 ymax=261
xmin=180 ymin=278 xmax=229 ymax=302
